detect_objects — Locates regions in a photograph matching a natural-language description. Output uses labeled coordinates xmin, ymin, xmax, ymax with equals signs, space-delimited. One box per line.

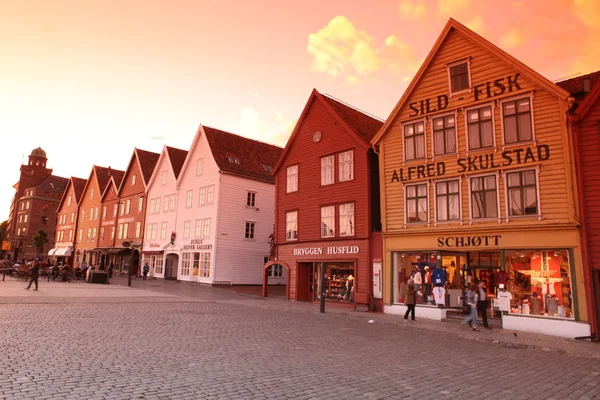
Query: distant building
xmin=6 ymin=148 xmax=68 ymax=261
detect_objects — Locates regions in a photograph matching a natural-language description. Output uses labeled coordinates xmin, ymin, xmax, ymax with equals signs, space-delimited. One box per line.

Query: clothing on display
xmin=547 ymin=296 xmax=559 ymax=316
xmin=497 ymin=291 xmax=512 ymax=311
xmin=432 ymin=267 xmax=446 ymax=286
xmin=433 ymin=286 xmax=446 ymax=305
xmin=495 ymin=270 xmax=508 ymax=286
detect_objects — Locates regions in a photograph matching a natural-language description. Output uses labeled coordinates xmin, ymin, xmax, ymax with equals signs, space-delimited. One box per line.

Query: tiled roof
xmin=95 ymin=166 xmax=125 ymax=194
xmin=203 ymin=126 xmax=283 ymax=183
xmin=37 ymin=175 xmax=69 ymax=193
xmin=71 ymin=177 xmax=87 ymax=203
xmin=556 ymin=70 xmax=600 ymax=100
xmin=135 ymin=148 xmax=160 ymax=185
xmin=166 ymin=147 xmax=188 ymax=179
xmin=321 ymin=94 xmax=384 ymax=143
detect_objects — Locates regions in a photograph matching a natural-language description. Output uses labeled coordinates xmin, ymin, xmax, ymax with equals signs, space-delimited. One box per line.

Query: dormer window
xmin=261 ymin=164 xmax=273 ymax=172
xmin=448 ymin=59 xmax=471 ymax=94
xmin=227 ymin=155 xmax=240 ymax=164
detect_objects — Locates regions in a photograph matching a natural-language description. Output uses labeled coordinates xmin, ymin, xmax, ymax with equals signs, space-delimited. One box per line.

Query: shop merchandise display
xmin=321 ymin=263 xmax=355 ymax=303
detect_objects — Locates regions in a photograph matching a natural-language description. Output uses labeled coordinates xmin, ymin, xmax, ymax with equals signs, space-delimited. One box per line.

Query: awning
xmin=47 ymin=248 xmax=57 ymax=256
xmin=55 ymin=247 xmax=73 ymax=257
xmin=108 ymin=248 xmax=127 ymax=254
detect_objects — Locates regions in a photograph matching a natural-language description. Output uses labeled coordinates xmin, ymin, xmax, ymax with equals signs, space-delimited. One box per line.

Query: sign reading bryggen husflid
xmin=370 ymin=18 xmax=592 ymax=339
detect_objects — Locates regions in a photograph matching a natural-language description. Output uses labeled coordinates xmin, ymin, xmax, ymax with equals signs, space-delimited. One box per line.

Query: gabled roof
xmin=371 ymin=18 xmax=571 ymax=144
xmin=569 ymin=77 xmax=600 ymax=120
xmin=36 ymin=175 xmax=69 ymax=193
xmin=146 ymin=145 xmax=189 ymax=190
xmin=79 ymin=166 xmax=124 ymax=205
xmin=56 ymin=176 xmax=87 ymax=211
xmin=101 ymin=175 xmax=122 ymax=201
xmin=116 ymin=148 xmax=160 ymax=194
xmin=273 ymin=89 xmax=383 ymax=174
xmin=556 ymin=70 xmax=600 ymax=101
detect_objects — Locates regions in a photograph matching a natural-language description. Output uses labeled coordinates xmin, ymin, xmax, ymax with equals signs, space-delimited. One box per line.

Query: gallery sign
xmin=182 ymin=239 xmax=213 ymax=251
xmin=293 ymin=246 xmax=360 ymax=256
xmin=437 ymin=235 xmax=501 ymax=248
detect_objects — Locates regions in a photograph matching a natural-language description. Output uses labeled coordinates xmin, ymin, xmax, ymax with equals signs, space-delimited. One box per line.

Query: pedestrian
xmin=477 ymin=281 xmax=492 ymax=329
xmin=108 ymin=262 xmax=114 ymax=279
xmin=462 ymin=283 xmax=479 ymax=331
xmin=25 ymin=259 xmax=40 ymax=291
xmin=142 ymin=263 xmax=150 ymax=280
xmin=404 ymin=278 xmax=416 ymax=321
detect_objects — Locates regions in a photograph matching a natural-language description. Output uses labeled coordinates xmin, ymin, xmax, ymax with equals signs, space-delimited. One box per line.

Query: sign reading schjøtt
xmin=293 ymin=246 xmax=360 ymax=256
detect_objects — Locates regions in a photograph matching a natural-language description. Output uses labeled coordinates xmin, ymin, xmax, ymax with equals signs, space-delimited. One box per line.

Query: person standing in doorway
xmin=477 ymin=281 xmax=491 ymax=329
xmin=142 ymin=262 xmax=150 ymax=280
xmin=25 ymin=259 xmax=40 ymax=291
xmin=404 ymin=278 xmax=416 ymax=321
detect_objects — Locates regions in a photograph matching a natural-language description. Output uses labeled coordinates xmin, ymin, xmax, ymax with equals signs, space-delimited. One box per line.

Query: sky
xmin=1 ymin=0 xmax=599 ymax=221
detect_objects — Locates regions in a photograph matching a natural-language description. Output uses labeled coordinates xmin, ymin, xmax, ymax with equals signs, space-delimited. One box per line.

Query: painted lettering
xmin=438 ymin=235 xmax=502 ymax=248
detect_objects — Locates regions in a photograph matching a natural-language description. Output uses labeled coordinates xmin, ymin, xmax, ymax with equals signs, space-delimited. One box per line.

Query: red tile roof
xmin=37 ymin=175 xmax=69 ymax=193
xmin=166 ymin=147 xmax=188 ymax=179
xmin=95 ymin=166 xmax=125 ymax=194
xmin=321 ymin=94 xmax=384 ymax=143
xmin=203 ymin=126 xmax=283 ymax=184
xmin=135 ymin=148 xmax=160 ymax=186
xmin=71 ymin=177 xmax=87 ymax=204
xmin=556 ymin=70 xmax=600 ymax=100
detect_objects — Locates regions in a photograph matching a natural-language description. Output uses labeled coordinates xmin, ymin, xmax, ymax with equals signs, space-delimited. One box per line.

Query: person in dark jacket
xmin=477 ymin=281 xmax=491 ymax=329
xmin=25 ymin=260 xmax=40 ymax=291
xmin=404 ymin=278 xmax=416 ymax=320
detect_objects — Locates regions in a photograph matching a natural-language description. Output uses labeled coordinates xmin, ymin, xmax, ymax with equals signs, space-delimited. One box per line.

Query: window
xmin=150 ymin=199 xmax=155 ymax=214
xmin=156 ymin=198 xmax=161 ymax=214
xmin=247 ymin=192 xmax=256 ymax=207
xmin=245 ymin=222 xmax=256 ymax=239
xmin=507 ymin=170 xmax=538 ymax=216
xmin=169 ymin=194 xmax=176 ymax=211
xmin=199 ymin=252 xmax=211 ymax=278
xmin=138 ymin=197 xmax=143 ymax=212
xmin=100 ymin=227 xmax=105 ymax=240
xmin=69 ymin=230 xmax=73 ymax=241
xmin=436 ymin=180 xmax=460 ymax=221
xmin=89 ymin=208 xmax=93 ymax=221
xmin=199 ymin=187 xmax=206 ymax=206
xmin=71 ymin=213 xmax=75 ymax=223
xmin=120 ymin=201 xmax=125 ymax=216
xmin=286 ymin=211 xmax=298 ymax=241
xmin=268 ymin=264 xmax=283 ymax=278
xmin=110 ymin=227 xmax=115 ymax=240
xmin=146 ymin=224 xmax=152 ymax=240
xmin=92 ymin=227 xmax=97 ymax=240
xmin=94 ymin=207 xmax=99 ymax=220
xmin=87 ymin=228 xmax=92 ymax=241
xmin=321 ymin=156 xmax=334 ymax=185
xmin=125 ymin=199 xmax=131 ymax=215
xmin=470 ymin=175 xmax=498 ymax=219
xmin=163 ymin=196 xmax=169 ymax=212
xmin=161 ymin=222 xmax=167 ymax=239
xmin=113 ymin=204 xmax=118 ymax=217
xmin=433 ymin=115 xmax=457 ymax=155
xmin=339 ymin=203 xmax=355 ymax=236
xmin=449 ymin=61 xmax=470 ymax=93
xmin=17 ymin=228 xmax=21 ymax=236
xmin=181 ymin=253 xmax=191 ymax=276
xmin=90 ymin=188 xmax=94 ymax=200
xmin=118 ymin=224 xmax=124 ymax=240
xmin=150 ymin=223 xmax=157 ymax=240
xmin=286 ymin=165 xmax=298 ymax=193
xmin=406 ymin=183 xmax=428 ymax=223
xmin=195 ymin=220 xmax=202 ymax=237
xmin=183 ymin=221 xmax=190 ymax=239
xmin=186 ymin=190 xmax=193 ymax=208
xmin=196 ymin=158 xmax=204 ymax=176
xmin=24 ymin=215 xmax=28 ymax=223
xmin=136 ymin=222 xmax=141 ymax=238
xmin=155 ymin=254 xmax=164 ymax=275
xmin=467 ymin=106 xmax=494 ymax=150
xmin=262 ymin=164 xmax=273 ymax=172
xmin=81 ymin=210 xmax=85 ymax=221
xmin=503 ymin=97 xmax=533 ymax=144
xmin=207 ymin=185 xmax=214 ymax=204
xmin=202 ymin=219 xmax=210 ymax=238
xmin=102 ymin=206 xmax=107 ymax=219
xmin=321 ymin=206 xmax=335 ymax=238
xmin=339 ymin=150 xmax=354 ymax=182
xmin=404 ymin=121 xmax=425 ymax=160
xmin=131 ymin=174 xmax=136 ymax=186
xmin=161 ymin=171 xmax=167 ymax=185
xmin=67 ymin=195 xmax=72 ymax=206
xmin=227 ymin=155 xmax=240 ymax=164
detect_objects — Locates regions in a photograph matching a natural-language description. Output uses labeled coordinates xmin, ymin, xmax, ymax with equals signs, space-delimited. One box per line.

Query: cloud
xmin=383 ymin=35 xmax=423 ymax=81
xmin=398 ymin=1 xmax=427 ymax=19
xmin=573 ymin=0 xmax=600 ymax=27
xmin=500 ymin=29 xmax=523 ymax=49
xmin=466 ymin=16 xmax=485 ymax=34
xmin=238 ymin=107 xmax=295 ymax=147
xmin=570 ymin=0 xmax=600 ymax=75
xmin=438 ymin=0 xmax=473 ymax=16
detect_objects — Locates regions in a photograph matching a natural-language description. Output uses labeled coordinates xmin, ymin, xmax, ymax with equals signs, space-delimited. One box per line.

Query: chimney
xmin=107 ymin=166 xmax=112 ymax=176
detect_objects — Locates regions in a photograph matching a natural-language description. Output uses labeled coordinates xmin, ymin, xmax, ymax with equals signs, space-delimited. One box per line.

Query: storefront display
xmin=314 ymin=262 xmax=355 ymax=303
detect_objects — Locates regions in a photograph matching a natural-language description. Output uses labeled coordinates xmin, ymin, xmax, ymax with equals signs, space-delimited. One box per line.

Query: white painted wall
xmin=502 ymin=315 xmax=591 ymax=339
xmin=385 ymin=305 xmax=447 ymax=321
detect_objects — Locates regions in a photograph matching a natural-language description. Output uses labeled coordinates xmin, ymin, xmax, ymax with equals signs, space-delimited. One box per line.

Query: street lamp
xmin=122 ymin=241 xmax=132 ymax=287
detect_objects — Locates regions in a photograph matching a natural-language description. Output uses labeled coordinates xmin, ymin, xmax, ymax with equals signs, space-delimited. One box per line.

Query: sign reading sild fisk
xmin=391 ymin=144 xmax=550 ymax=183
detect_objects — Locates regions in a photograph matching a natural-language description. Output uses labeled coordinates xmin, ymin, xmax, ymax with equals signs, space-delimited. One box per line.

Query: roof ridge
xmin=203 ymin=125 xmax=284 ymax=149
xmin=321 ymin=93 xmax=385 ymax=122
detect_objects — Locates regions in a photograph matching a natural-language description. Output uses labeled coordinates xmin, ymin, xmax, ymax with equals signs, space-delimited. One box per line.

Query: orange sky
xmin=1 ymin=0 xmax=598 ymax=221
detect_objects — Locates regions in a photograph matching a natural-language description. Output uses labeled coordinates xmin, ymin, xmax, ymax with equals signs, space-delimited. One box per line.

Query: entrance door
xmin=165 ymin=254 xmax=179 ymax=280
xmin=297 ymin=262 xmax=312 ymax=301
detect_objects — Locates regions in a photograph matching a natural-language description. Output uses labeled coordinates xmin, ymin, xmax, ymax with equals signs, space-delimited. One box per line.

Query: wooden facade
xmin=371 ymin=19 xmax=590 ymax=337
xmin=51 ymin=177 xmax=87 ymax=265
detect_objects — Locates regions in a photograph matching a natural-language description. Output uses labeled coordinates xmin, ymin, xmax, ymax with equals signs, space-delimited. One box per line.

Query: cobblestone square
xmin=1 ymin=277 xmax=599 ymax=399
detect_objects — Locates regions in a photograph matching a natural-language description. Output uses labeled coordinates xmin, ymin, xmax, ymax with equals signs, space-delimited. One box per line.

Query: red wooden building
xmin=561 ymin=71 xmax=600 ymax=341
xmin=264 ymin=89 xmax=383 ymax=310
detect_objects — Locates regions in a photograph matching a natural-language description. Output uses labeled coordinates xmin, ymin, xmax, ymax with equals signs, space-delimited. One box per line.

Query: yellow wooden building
xmin=371 ymin=19 xmax=591 ymax=338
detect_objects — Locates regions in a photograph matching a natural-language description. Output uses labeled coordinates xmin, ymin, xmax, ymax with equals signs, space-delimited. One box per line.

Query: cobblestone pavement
xmin=1 ymin=277 xmax=600 ymax=399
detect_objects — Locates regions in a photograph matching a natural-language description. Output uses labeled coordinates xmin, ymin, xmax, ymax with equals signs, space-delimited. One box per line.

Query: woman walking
xmin=462 ymin=283 xmax=479 ymax=331
xmin=404 ymin=278 xmax=416 ymax=321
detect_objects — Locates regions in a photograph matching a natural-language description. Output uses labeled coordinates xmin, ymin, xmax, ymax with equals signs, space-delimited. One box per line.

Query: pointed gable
xmin=57 ymin=176 xmax=87 ymax=211
xmin=146 ymin=145 xmax=188 ymax=189
xmin=557 ymin=70 xmax=600 ymax=101
xmin=94 ymin=166 xmax=124 ymax=195
xmin=166 ymin=146 xmax=188 ymax=179
xmin=135 ymin=148 xmax=160 ymax=186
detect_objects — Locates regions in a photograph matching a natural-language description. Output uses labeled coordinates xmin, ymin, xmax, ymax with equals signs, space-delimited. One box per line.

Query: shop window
xmin=433 ymin=114 xmax=457 ymax=155
xmin=136 ymin=222 xmax=141 ymax=238
xmin=286 ymin=211 xmax=298 ymax=241
xmin=268 ymin=264 xmax=283 ymax=278
xmin=315 ymin=262 xmax=355 ymax=303
xmin=183 ymin=221 xmax=190 ymax=239
xmin=155 ymin=254 xmax=164 ymax=275
xmin=196 ymin=158 xmax=204 ymax=176
xmin=503 ymin=97 xmax=533 ymax=144
xmin=321 ymin=156 xmax=334 ymax=185
xmin=435 ymin=180 xmax=460 ymax=221
xmin=320 ymin=206 xmax=335 ymax=238
xmin=506 ymin=170 xmax=538 ymax=216
xmin=405 ymin=183 xmax=428 ymax=223
xmin=160 ymin=222 xmax=167 ymax=239
xmin=286 ymin=165 xmax=298 ymax=193
xmin=504 ymin=250 xmax=573 ymax=318
xmin=245 ymin=222 xmax=256 ymax=239
xmin=339 ymin=203 xmax=355 ymax=236
xmin=199 ymin=252 xmax=211 ymax=278
xmin=470 ymin=175 xmax=498 ymax=219
xmin=186 ymin=190 xmax=193 ymax=208
xmin=404 ymin=121 xmax=425 ymax=161
xmin=338 ymin=150 xmax=354 ymax=182
xmin=467 ymin=106 xmax=494 ymax=150
xmin=448 ymin=60 xmax=471 ymax=94
xmin=247 ymin=191 xmax=256 ymax=207
xmin=181 ymin=253 xmax=191 ymax=276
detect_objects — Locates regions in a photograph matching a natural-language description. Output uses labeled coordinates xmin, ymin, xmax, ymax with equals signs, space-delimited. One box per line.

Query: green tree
xmin=32 ymin=229 xmax=49 ymax=258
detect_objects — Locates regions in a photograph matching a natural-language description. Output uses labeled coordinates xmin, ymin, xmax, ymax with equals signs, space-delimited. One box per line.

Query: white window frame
xmin=320 ymin=156 xmax=335 ymax=186
xmin=100 ymin=227 xmax=104 ymax=240
xmin=151 ymin=223 xmax=157 ymax=240
xmin=338 ymin=150 xmax=354 ymax=182
xmin=202 ymin=218 xmax=210 ymax=238
xmin=67 ymin=195 xmax=72 ymax=206
xmin=136 ymin=222 xmax=141 ymax=238
xmin=113 ymin=204 xmax=118 ymax=217
xmin=320 ymin=206 xmax=335 ymax=238
xmin=155 ymin=254 xmax=164 ymax=275
xmin=81 ymin=210 xmax=85 ymax=222
xmin=69 ymin=230 xmax=73 ymax=241
xmin=402 ymin=119 xmax=427 ymax=162
xmin=102 ymin=206 xmax=107 ymax=219
xmin=198 ymin=187 xmax=206 ymax=206
xmin=433 ymin=178 xmax=463 ymax=225
xmin=163 ymin=195 xmax=169 ymax=212
xmin=503 ymin=166 xmax=542 ymax=222
xmin=464 ymin=103 xmax=497 ymax=154
xmin=186 ymin=190 xmax=193 ymax=208
xmin=160 ymin=222 xmax=167 ymax=239
xmin=90 ymin=188 xmax=95 ymax=200
xmin=71 ymin=213 xmax=75 ymax=223
xmin=246 ymin=191 xmax=256 ymax=207
xmin=207 ymin=185 xmax=214 ymax=204
xmin=146 ymin=224 xmax=152 ymax=240
xmin=286 ymin=211 xmax=298 ymax=241
xmin=161 ymin=171 xmax=167 ymax=185
xmin=169 ymin=194 xmax=176 ymax=211
xmin=131 ymin=174 xmax=136 ymax=186
xmin=339 ymin=203 xmax=355 ymax=237
xmin=268 ymin=264 xmax=283 ymax=278
xmin=138 ymin=197 xmax=143 ymax=213
xmin=245 ymin=221 xmax=256 ymax=240
xmin=195 ymin=220 xmax=202 ymax=238
xmin=404 ymin=182 xmax=429 ymax=225
xmin=181 ymin=253 xmax=191 ymax=276
xmin=199 ymin=252 xmax=211 ymax=278
xmin=183 ymin=221 xmax=190 ymax=239
xmin=118 ymin=224 xmax=123 ymax=240
xmin=196 ymin=158 xmax=204 ymax=176
xmin=286 ymin=165 xmax=298 ymax=193
xmin=500 ymin=92 xmax=536 ymax=148
xmin=149 ymin=198 xmax=155 ymax=215
xmin=447 ymin=58 xmax=472 ymax=96
xmin=125 ymin=199 xmax=131 ymax=215
xmin=110 ymin=227 xmax=115 ymax=240
xmin=467 ymin=172 xmax=501 ymax=224
xmin=431 ymin=111 xmax=458 ymax=157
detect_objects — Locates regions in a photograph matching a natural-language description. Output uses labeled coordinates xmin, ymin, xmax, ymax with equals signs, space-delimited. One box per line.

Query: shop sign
xmin=149 ymin=242 xmax=161 ymax=248
xmin=102 ymin=220 xmax=115 ymax=226
xmin=437 ymin=235 xmax=501 ymax=248
xmin=182 ymin=239 xmax=213 ymax=251
xmin=391 ymin=144 xmax=550 ymax=182
xmin=117 ymin=217 xmax=134 ymax=224
xmin=293 ymin=246 xmax=360 ymax=256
